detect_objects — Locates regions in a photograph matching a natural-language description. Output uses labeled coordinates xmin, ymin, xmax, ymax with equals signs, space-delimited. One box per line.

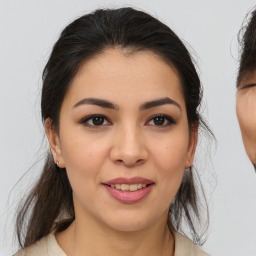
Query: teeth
xmin=109 ymin=183 xmax=149 ymax=191
xmin=129 ymin=184 xmax=137 ymax=191
xmin=121 ymin=184 xmax=129 ymax=191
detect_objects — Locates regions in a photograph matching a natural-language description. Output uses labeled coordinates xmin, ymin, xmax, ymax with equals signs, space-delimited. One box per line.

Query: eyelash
xmin=80 ymin=114 xmax=111 ymax=128
xmin=146 ymin=114 xmax=176 ymax=127
xmin=80 ymin=114 xmax=176 ymax=128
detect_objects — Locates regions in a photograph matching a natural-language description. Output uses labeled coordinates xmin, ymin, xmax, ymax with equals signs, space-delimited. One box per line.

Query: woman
xmin=14 ymin=7 xmax=211 ymax=256
xmin=237 ymin=8 xmax=256 ymax=171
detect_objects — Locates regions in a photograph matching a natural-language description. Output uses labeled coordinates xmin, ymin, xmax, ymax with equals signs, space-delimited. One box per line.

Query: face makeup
xmin=49 ymin=49 xmax=196 ymax=232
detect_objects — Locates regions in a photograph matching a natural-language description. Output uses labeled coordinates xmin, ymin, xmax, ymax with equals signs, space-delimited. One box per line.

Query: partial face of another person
xmin=236 ymin=71 xmax=256 ymax=168
xmin=47 ymin=48 xmax=197 ymax=232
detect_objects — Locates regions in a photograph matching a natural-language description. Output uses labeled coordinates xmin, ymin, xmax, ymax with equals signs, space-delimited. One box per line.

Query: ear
xmin=185 ymin=123 xmax=198 ymax=168
xmin=45 ymin=118 xmax=65 ymax=168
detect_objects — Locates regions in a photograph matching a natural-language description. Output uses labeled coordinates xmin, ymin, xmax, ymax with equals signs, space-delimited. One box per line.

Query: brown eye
xmin=147 ymin=114 xmax=176 ymax=127
xmin=81 ymin=114 xmax=111 ymax=127
xmin=92 ymin=116 xmax=105 ymax=126
xmin=153 ymin=116 xmax=166 ymax=125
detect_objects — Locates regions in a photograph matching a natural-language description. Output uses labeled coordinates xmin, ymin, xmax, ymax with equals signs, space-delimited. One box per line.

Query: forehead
xmin=64 ymin=48 xmax=185 ymax=108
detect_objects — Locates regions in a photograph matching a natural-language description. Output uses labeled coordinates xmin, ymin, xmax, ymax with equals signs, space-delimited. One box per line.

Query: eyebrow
xmin=73 ymin=98 xmax=119 ymax=110
xmin=139 ymin=97 xmax=181 ymax=111
xmin=73 ymin=97 xmax=181 ymax=111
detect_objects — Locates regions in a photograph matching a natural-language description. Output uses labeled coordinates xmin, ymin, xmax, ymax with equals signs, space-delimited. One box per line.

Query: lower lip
xmin=103 ymin=184 xmax=154 ymax=204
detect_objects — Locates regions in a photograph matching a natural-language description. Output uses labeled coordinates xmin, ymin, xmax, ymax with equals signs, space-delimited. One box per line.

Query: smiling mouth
xmin=103 ymin=183 xmax=153 ymax=192
xmin=102 ymin=182 xmax=154 ymax=203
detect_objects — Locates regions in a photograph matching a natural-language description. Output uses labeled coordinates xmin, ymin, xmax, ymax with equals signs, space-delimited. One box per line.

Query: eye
xmin=146 ymin=114 xmax=176 ymax=127
xmin=81 ymin=114 xmax=111 ymax=127
xmin=241 ymin=83 xmax=256 ymax=90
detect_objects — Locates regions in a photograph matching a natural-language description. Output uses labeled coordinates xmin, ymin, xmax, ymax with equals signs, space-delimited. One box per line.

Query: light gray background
xmin=1 ymin=1 xmax=256 ymax=255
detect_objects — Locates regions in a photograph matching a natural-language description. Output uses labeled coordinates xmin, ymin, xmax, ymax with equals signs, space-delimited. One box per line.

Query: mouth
xmin=103 ymin=183 xmax=153 ymax=192
xmin=102 ymin=177 xmax=155 ymax=203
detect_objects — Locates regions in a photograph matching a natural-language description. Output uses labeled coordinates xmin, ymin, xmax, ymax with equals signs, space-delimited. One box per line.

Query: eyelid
xmin=80 ymin=113 xmax=176 ymax=128
xmin=145 ymin=114 xmax=176 ymax=127
xmin=80 ymin=114 xmax=112 ymax=128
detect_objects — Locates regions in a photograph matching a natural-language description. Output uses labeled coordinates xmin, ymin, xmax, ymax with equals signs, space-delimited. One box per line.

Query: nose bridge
xmin=110 ymin=122 xmax=147 ymax=166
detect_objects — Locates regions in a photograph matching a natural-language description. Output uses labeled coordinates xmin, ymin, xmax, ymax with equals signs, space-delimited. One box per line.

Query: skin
xmin=46 ymin=48 xmax=198 ymax=256
xmin=236 ymin=70 xmax=256 ymax=168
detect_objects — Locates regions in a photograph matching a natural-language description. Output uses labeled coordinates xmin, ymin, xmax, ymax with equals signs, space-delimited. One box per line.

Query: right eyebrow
xmin=73 ymin=98 xmax=119 ymax=110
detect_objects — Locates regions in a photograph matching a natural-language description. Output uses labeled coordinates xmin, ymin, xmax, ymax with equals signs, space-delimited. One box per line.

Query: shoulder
xmin=13 ymin=232 xmax=66 ymax=256
xmin=174 ymin=231 xmax=210 ymax=256
xmin=13 ymin=235 xmax=48 ymax=256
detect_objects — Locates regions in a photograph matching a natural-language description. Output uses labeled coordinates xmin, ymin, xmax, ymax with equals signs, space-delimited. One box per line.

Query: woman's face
xmin=47 ymin=49 xmax=197 ymax=232
xmin=236 ymin=71 xmax=256 ymax=168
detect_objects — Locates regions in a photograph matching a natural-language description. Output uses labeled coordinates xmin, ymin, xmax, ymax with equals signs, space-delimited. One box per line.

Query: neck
xmin=56 ymin=212 xmax=174 ymax=256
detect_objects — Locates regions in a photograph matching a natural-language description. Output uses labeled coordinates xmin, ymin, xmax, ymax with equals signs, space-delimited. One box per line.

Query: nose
xmin=109 ymin=125 xmax=148 ymax=167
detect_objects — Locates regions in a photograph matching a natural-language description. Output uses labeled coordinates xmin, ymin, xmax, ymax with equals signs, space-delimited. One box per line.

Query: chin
xmin=108 ymin=219 xmax=149 ymax=232
xmin=104 ymin=212 xmax=155 ymax=232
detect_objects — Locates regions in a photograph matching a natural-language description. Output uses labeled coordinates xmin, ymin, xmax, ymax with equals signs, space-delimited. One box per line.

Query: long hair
xmin=16 ymin=7 xmax=212 ymax=248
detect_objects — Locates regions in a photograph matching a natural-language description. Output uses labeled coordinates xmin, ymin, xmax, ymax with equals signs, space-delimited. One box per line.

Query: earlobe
xmin=185 ymin=124 xmax=198 ymax=168
xmin=45 ymin=118 xmax=65 ymax=168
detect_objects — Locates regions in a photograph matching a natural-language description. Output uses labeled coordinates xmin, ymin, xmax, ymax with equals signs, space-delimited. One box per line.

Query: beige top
xmin=14 ymin=231 xmax=210 ymax=256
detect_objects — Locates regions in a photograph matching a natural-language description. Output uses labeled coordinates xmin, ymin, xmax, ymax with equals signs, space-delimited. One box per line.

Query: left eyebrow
xmin=139 ymin=97 xmax=181 ymax=111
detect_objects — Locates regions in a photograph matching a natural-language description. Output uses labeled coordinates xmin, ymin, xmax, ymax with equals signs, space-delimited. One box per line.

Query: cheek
xmin=237 ymin=94 xmax=256 ymax=140
xmin=151 ymin=126 xmax=189 ymax=171
xmin=150 ymin=133 xmax=189 ymax=197
xmin=155 ymin=143 xmax=187 ymax=173
xmin=59 ymin=127 xmax=110 ymax=191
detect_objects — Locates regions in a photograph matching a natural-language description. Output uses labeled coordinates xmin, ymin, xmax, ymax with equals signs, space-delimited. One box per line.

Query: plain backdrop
xmin=1 ymin=1 xmax=256 ymax=255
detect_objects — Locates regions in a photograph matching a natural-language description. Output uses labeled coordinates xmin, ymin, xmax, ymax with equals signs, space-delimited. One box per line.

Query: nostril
xmin=136 ymin=159 xmax=145 ymax=164
xmin=114 ymin=158 xmax=144 ymax=167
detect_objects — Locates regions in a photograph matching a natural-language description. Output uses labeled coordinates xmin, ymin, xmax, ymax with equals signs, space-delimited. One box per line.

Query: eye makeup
xmin=146 ymin=114 xmax=177 ymax=127
xmin=79 ymin=112 xmax=177 ymax=130
xmin=80 ymin=114 xmax=111 ymax=128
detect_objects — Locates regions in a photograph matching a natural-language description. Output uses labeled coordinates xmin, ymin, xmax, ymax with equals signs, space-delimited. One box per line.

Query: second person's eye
xmin=241 ymin=83 xmax=256 ymax=90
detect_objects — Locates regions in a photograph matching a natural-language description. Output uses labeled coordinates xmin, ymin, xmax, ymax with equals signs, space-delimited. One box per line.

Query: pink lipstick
xmin=102 ymin=177 xmax=154 ymax=204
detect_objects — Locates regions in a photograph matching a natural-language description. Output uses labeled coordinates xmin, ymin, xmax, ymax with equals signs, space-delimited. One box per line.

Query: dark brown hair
xmin=237 ymin=8 xmax=256 ymax=84
xmin=16 ymin=7 xmax=212 ymax=248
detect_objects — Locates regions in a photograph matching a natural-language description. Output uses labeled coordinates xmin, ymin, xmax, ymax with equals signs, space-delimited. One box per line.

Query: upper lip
xmin=103 ymin=177 xmax=154 ymax=185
